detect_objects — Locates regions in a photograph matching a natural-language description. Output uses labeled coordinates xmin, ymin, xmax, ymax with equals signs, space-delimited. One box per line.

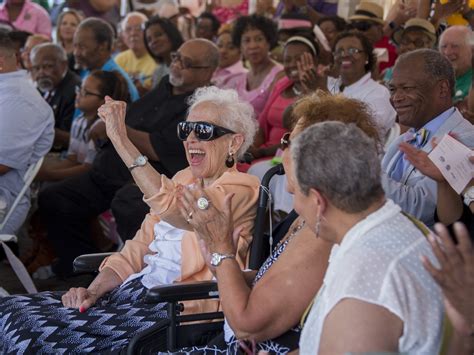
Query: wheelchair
xmin=73 ymin=164 xmax=289 ymax=353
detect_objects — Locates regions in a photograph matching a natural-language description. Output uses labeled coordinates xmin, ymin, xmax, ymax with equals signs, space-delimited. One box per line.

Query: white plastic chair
xmin=0 ymin=156 xmax=44 ymax=232
xmin=0 ymin=157 xmax=44 ymax=294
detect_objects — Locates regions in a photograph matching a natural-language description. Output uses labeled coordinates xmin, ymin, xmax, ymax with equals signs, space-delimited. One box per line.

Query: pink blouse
xmin=258 ymin=76 xmax=295 ymax=148
xmin=224 ymin=63 xmax=283 ymax=117
xmin=0 ymin=0 xmax=52 ymax=38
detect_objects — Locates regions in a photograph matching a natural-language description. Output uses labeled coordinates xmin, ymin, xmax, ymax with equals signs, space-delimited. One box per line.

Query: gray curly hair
xmin=187 ymin=86 xmax=258 ymax=158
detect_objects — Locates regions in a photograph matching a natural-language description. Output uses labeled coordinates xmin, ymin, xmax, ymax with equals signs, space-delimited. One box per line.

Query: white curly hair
xmin=187 ymin=86 xmax=258 ymax=158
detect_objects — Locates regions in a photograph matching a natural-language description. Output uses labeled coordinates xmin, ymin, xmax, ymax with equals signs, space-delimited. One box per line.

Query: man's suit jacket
xmin=382 ymin=108 xmax=474 ymax=228
xmin=46 ymin=69 xmax=81 ymax=133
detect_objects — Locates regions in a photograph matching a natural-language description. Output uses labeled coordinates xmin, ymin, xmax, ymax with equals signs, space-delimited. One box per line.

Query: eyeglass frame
xmin=75 ymin=86 xmax=103 ymax=98
xmin=177 ymin=121 xmax=235 ymax=141
xmin=333 ymin=47 xmax=365 ymax=59
xmin=170 ymin=51 xmax=211 ymax=70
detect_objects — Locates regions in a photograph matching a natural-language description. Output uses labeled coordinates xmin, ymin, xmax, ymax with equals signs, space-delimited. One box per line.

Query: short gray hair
xmin=291 ymin=121 xmax=384 ymax=214
xmin=120 ymin=11 xmax=148 ymax=32
xmin=187 ymin=86 xmax=257 ymax=158
xmin=396 ymin=48 xmax=455 ymax=96
xmin=30 ymin=43 xmax=67 ymax=62
xmin=439 ymin=25 xmax=471 ymax=47
xmin=191 ymin=38 xmax=219 ymax=69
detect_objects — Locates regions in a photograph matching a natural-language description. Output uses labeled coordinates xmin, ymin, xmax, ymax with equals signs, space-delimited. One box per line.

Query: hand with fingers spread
xmin=61 ymin=287 xmax=100 ymax=312
xmin=399 ymin=140 xmax=445 ymax=182
xmin=97 ymin=96 xmax=128 ymax=141
xmin=178 ymin=185 xmax=239 ymax=256
xmin=422 ymin=222 xmax=474 ymax=336
xmin=297 ymin=52 xmax=325 ymax=94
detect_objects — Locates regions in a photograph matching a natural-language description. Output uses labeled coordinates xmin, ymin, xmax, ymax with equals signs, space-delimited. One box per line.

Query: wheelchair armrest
xmin=73 ymin=252 xmax=115 ymax=273
xmin=145 ymin=280 xmax=219 ymax=303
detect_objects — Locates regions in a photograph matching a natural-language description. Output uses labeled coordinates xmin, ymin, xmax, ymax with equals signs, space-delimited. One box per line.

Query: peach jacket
xmin=99 ymin=167 xmax=259 ymax=312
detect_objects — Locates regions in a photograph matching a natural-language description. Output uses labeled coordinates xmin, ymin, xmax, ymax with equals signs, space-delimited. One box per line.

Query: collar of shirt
xmin=328 ymin=72 xmax=372 ymax=95
xmin=420 ymin=106 xmax=455 ymax=135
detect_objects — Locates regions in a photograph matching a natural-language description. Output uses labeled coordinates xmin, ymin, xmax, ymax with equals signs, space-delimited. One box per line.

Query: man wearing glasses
xmin=38 ymin=39 xmax=219 ymax=278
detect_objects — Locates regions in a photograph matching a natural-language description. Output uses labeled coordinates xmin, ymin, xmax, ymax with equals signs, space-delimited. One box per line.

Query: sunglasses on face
xmin=280 ymin=132 xmax=291 ymax=150
xmin=350 ymin=21 xmax=373 ymax=32
xmin=177 ymin=121 xmax=235 ymax=141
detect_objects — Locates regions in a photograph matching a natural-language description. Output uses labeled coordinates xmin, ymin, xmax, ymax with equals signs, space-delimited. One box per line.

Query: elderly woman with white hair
xmin=0 ymin=87 xmax=259 ymax=353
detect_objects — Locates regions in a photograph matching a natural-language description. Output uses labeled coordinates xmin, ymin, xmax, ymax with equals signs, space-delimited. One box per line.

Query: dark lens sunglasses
xmin=177 ymin=121 xmax=235 ymax=141
xmin=350 ymin=21 xmax=373 ymax=32
xmin=280 ymin=132 xmax=291 ymax=150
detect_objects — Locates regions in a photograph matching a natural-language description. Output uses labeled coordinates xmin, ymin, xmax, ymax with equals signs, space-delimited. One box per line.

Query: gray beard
xmin=37 ymin=78 xmax=55 ymax=92
xmin=169 ymin=72 xmax=184 ymax=87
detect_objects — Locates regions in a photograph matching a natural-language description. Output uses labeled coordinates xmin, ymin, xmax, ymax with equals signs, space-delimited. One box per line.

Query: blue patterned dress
xmin=0 ymin=277 xmax=167 ymax=353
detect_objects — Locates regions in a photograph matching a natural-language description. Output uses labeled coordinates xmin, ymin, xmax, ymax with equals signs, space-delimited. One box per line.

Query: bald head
xmin=169 ymin=38 xmax=219 ymax=93
xmin=439 ymin=26 xmax=472 ymax=77
xmin=187 ymin=38 xmax=219 ymax=69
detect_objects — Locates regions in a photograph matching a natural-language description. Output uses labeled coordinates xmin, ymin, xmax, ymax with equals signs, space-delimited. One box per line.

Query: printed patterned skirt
xmin=0 ymin=277 xmax=166 ymax=354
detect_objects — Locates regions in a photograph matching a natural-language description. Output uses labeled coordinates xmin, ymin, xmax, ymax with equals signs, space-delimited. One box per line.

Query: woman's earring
xmin=225 ymin=152 xmax=235 ymax=168
xmin=315 ymin=214 xmax=321 ymax=238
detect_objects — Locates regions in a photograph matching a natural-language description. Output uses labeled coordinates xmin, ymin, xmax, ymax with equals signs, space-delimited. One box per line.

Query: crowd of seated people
xmin=1 ymin=0 xmax=474 ymax=353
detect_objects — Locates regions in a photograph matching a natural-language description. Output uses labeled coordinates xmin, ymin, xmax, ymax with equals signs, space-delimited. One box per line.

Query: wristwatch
xmin=463 ymin=186 xmax=474 ymax=207
xmin=128 ymin=155 xmax=148 ymax=171
xmin=210 ymin=252 xmax=235 ymax=267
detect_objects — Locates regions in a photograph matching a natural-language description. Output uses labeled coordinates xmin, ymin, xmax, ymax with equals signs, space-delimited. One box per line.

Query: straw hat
xmin=349 ymin=1 xmax=384 ymax=25
xmin=392 ymin=18 xmax=437 ymax=46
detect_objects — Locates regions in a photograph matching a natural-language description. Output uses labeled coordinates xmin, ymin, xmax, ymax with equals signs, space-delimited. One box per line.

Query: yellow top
xmin=114 ymin=49 xmax=158 ymax=89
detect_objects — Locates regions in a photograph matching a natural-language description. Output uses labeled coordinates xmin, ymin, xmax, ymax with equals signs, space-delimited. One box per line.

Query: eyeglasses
xmin=177 ymin=121 xmax=235 ymax=141
xmin=280 ymin=132 xmax=291 ymax=150
xmin=170 ymin=52 xmax=211 ymax=70
xmin=400 ymin=37 xmax=429 ymax=48
xmin=333 ymin=47 xmax=364 ymax=59
xmin=350 ymin=21 xmax=373 ymax=32
xmin=75 ymin=86 xmax=102 ymax=98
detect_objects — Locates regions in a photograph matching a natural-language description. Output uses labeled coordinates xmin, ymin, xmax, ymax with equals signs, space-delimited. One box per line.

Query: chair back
xmin=248 ymin=163 xmax=285 ymax=270
xmin=0 ymin=157 xmax=44 ymax=231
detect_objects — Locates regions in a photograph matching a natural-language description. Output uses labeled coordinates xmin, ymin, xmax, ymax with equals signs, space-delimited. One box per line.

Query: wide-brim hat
xmin=349 ymin=1 xmax=384 ymax=25
xmin=392 ymin=18 xmax=437 ymax=45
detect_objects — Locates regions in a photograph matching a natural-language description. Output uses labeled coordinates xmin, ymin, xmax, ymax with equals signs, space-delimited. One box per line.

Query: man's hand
xmin=399 ymin=141 xmax=445 ymax=182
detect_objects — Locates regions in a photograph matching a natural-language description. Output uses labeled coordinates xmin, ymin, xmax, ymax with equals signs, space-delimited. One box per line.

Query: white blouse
xmin=328 ymin=73 xmax=397 ymax=141
xmin=299 ymin=199 xmax=444 ymax=354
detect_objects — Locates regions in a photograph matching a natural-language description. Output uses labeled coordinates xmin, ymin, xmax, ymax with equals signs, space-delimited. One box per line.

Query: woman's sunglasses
xmin=177 ymin=121 xmax=235 ymax=141
xmin=280 ymin=132 xmax=291 ymax=150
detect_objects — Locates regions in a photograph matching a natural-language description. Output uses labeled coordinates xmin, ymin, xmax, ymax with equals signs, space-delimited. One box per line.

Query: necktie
xmin=391 ymin=128 xmax=430 ymax=182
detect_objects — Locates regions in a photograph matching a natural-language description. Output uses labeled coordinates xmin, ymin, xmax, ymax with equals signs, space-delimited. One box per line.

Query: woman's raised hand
xmin=97 ymin=96 xmax=128 ymax=141
xmin=297 ymin=52 xmax=326 ymax=94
